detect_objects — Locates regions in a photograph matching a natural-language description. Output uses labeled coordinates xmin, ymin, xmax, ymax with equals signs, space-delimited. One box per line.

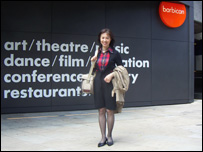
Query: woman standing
xmin=91 ymin=28 xmax=123 ymax=147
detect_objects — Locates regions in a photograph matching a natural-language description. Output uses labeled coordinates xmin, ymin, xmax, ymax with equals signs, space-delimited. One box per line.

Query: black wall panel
xmin=1 ymin=1 xmax=52 ymax=32
xmin=106 ymin=1 xmax=151 ymax=38
xmin=152 ymin=40 xmax=189 ymax=101
xmin=1 ymin=1 xmax=194 ymax=113
xmin=52 ymin=1 xmax=105 ymax=35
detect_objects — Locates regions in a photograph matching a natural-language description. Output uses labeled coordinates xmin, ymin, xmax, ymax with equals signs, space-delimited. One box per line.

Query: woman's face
xmin=100 ymin=33 xmax=111 ymax=48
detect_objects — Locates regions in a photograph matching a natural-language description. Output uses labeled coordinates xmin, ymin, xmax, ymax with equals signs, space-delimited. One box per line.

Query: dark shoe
xmin=98 ymin=138 xmax=107 ymax=147
xmin=107 ymin=138 xmax=114 ymax=146
xmin=107 ymin=141 xmax=114 ymax=146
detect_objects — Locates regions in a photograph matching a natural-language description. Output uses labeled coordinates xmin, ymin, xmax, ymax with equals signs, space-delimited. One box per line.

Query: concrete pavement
xmin=1 ymin=100 xmax=202 ymax=151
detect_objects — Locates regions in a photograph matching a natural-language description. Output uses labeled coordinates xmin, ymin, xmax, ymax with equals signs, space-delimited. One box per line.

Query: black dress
xmin=93 ymin=48 xmax=123 ymax=110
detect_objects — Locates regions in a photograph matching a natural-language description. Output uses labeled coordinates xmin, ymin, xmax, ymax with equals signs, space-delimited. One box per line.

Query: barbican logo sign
xmin=159 ymin=1 xmax=186 ymax=28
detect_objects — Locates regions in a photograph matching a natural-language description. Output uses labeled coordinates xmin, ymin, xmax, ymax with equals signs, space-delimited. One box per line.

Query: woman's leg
xmin=98 ymin=108 xmax=107 ymax=143
xmin=106 ymin=109 xmax=115 ymax=143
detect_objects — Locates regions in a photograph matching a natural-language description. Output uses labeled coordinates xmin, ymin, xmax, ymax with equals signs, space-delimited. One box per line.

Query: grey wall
xmin=1 ymin=1 xmax=194 ymax=113
xmin=194 ymin=1 xmax=202 ymax=23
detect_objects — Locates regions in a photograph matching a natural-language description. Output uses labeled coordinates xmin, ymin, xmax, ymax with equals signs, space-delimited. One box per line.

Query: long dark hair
xmin=98 ymin=28 xmax=115 ymax=49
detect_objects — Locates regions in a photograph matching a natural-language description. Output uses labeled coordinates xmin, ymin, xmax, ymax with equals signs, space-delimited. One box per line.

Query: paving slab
xmin=1 ymin=100 xmax=202 ymax=151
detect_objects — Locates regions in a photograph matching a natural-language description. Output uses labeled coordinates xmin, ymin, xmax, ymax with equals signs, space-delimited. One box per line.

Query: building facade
xmin=194 ymin=1 xmax=202 ymax=99
xmin=1 ymin=1 xmax=200 ymax=113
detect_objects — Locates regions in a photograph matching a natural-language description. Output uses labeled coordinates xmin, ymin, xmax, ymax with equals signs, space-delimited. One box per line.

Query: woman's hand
xmin=91 ymin=56 xmax=97 ymax=62
xmin=104 ymin=73 xmax=114 ymax=83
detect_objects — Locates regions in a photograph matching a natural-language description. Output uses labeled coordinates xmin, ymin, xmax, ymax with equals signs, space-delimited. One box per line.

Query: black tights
xmin=98 ymin=108 xmax=114 ymax=143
